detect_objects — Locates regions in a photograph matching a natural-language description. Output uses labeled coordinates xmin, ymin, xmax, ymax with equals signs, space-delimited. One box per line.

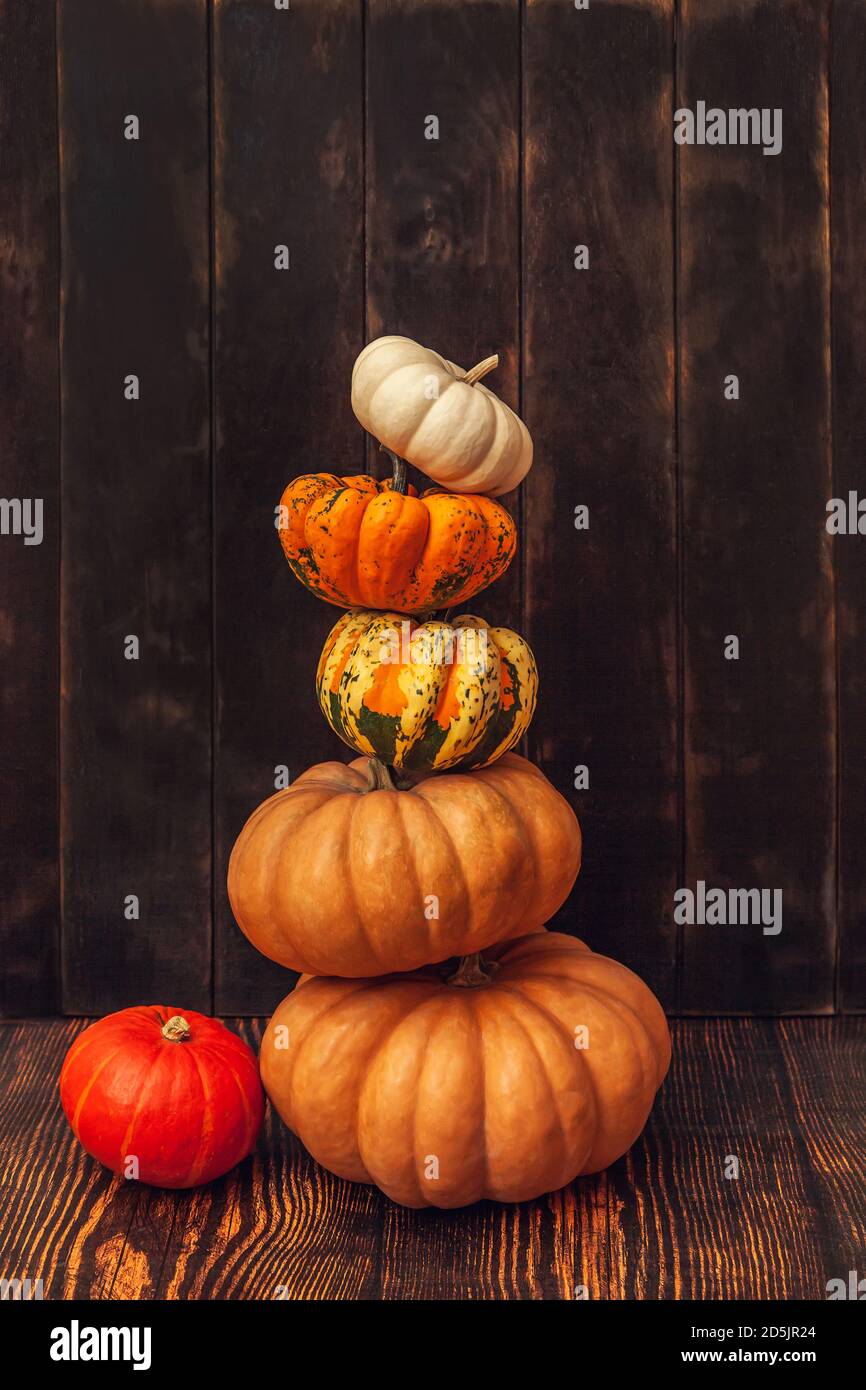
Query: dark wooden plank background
xmin=0 ymin=0 xmax=862 ymax=1017
xmin=524 ymin=0 xmax=678 ymax=1006
xmin=58 ymin=0 xmax=212 ymax=1013
xmin=0 ymin=0 xmax=59 ymax=1015
xmin=678 ymin=0 xmax=835 ymax=1013
xmin=832 ymin=0 xmax=866 ymax=1013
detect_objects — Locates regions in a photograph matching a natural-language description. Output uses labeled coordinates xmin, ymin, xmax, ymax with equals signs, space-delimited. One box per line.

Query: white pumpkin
xmin=351 ymin=335 xmax=533 ymax=496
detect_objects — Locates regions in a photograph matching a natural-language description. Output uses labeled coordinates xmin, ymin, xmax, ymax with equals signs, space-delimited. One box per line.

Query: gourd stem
xmin=366 ymin=757 xmax=399 ymax=792
xmin=380 ymin=444 xmax=408 ymax=496
xmin=463 ymin=354 xmax=499 ymax=387
xmin=448 ymin=953 xmax=497 ymax=988
xmin=161 ymin=1015 xmax=191 ymax=1042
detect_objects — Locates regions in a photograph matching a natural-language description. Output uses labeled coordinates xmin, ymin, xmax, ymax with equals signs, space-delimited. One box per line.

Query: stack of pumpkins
xmin=228 ymin=336 xmax=670 ymax=1209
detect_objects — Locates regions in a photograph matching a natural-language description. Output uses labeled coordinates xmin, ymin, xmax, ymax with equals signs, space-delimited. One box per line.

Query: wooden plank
xmin=776 ymin=1017 xmax=866 ymax=1271
xmin=831 ymin=0 xmax=866 ymax=1012
xmin=212 ymin=0 xmax=365 ymax=1013
xmin=3 ymin=1017 xmax=862 ymax=1298
xmin=365 ymin=0 xmax=521 ymax=629
xmin=611 ymin=1019 xmax=836 ymax=1297
xmin=0 ymin=1018 xmax=141 ymax=1301
xmin=0 ymin=1019 xmax=385 ymax=1300
xmin=58 ymin=0 xmax=212 ymax=1013
xmin=153 ymin=1023 xmax=385 ymax=1298
xmin=0 ymin=0 xmax=59 ymax=1016
xmin=679 ymin=0 xmax=835 ymax=1012
xmin=377 ymin=1175 xmax=609 ymax=1300
xmin=523 ymin=0 xmax=678 ymax=1003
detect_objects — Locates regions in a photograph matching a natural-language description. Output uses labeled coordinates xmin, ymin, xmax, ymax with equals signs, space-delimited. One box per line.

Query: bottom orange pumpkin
xmin=261 ymin=932 xmax=670 ymax=1209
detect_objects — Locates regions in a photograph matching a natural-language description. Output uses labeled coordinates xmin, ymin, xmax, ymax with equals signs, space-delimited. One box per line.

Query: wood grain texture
xmin=212 ymin=0 xmax=364 ymax=1013
xmin=679 ymin=0 xmax=835 ymax=1012
xmin=58 ymin=0 xmax=212 ymax=1013
xmin=831 ymin=0 xmax=866 ymax=1012
xmin=0 ymin=0 xmax=59 ymax=1015
xmin=523 ymin=0 xmax=678 ymax=1004
xmin=611 ymin=1019 xmax=845 ymax=1297
xmin=1 ymin=1017 xmax=861 ymax=1298
xmin=365 ymin=0 xmax=521 ymax=628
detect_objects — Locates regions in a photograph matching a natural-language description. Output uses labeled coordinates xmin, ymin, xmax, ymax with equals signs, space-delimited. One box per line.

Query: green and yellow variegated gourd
xmin=316 ymin=609 xmax=538 ymax=772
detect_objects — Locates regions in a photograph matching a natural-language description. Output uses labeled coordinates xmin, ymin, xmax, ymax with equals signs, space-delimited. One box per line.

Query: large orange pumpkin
xmin=227 ymin=753 xmax=581 ymax=978
xmin=261 ymin=931 xmax=671 ymax=1208
xmin=277 ymin=464 xmax=515 ymax=613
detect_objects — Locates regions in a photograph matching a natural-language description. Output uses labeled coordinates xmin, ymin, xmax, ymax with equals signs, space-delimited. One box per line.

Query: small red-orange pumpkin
xmin=59 ymin=1006 xmax=264 ymax=1189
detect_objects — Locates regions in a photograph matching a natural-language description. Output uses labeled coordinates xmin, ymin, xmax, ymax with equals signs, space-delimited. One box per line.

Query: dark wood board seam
xmin=673 ymin=0 xmax=685 ymax=1015
xmin=828 ymin=0 xmax=841 ymax=1014
xmin=207 ymin=0 xmax=217 ymax=1016
xmin=56 ymin=0 xmax=67 ymax=1014
xmin=53 ymin=0 xmax=63 ymax=1017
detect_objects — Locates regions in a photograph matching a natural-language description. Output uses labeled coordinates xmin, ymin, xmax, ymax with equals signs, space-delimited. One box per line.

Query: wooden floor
xmin=1 ymin=1017 xmax=863 ymax=1300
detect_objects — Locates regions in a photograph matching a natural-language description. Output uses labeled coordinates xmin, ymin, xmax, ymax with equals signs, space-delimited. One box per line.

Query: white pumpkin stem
xmin=379 ymin=444 xmax=408 ymax=496
xmin=161 ymin=1015 xmax=191 ymax=1042
xmin=463 ymin=354 xmax=499 ymax=387
xmin=448 ymin=953 xmax=498 ymax=988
